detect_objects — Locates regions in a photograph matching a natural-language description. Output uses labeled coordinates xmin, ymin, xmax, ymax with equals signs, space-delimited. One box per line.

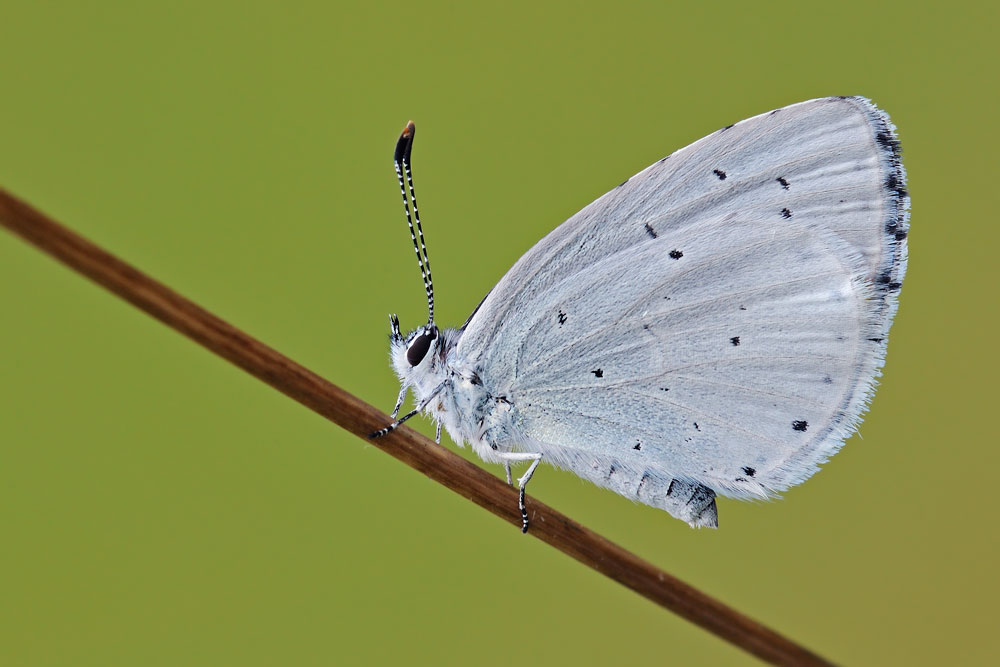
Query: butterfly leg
xmin=370 ymin=380 xmax=448 ymax=438
xmin=497 ymin=452 xmax=542 ymax=533
xmin=435 ymin=421 xmax=442 ymax=444
xmin=504 ymin=462 xmax=512 ymax=486
xmin=390 ymin=384 xmax=409 ymax=419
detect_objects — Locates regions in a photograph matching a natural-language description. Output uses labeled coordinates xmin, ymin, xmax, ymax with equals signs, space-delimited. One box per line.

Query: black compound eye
xmin=406 ymin=329 xmax=436 ymax=366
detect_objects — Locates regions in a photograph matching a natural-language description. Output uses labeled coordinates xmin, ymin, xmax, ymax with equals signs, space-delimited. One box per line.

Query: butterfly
xmin=373 ymin=97 xmax=908 ymax=532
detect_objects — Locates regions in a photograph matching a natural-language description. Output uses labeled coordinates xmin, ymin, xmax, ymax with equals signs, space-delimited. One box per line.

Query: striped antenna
xmin=393 ymin=121 xmax=435 ymax=325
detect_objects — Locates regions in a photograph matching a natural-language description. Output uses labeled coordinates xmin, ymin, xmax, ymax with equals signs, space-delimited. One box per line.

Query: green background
xmin=1 ymin=2 xmax=996 ymax=665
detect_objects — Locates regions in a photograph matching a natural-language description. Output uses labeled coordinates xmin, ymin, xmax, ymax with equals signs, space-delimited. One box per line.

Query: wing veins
xmin=518 ymin=257 xmax=849 ymax=376
xmin=666 ymin=372 xmax=833 ymax=409
xmin=519 ymin=354 xmax=852 ymax=392
xmin=531 ymin=390 xmax=778 ymax=448
xmin=523 ymin=309 xmax=857 ymax=381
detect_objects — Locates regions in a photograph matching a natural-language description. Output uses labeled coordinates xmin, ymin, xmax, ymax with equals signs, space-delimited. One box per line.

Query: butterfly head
xmin=389 ymin=314 xmax=441 ymax=379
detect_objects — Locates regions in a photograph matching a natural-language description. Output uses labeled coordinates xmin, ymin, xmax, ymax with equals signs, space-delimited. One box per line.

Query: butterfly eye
xmin=406 ymin=329 xmax=436 ymax=366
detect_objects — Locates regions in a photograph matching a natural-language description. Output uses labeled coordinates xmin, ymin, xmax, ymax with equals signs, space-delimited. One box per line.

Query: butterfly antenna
xmin=393 ymin=121 xmax=436 ymax=326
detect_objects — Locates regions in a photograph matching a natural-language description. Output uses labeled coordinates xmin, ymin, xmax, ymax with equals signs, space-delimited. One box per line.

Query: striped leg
xmin=497 ymin=452 xmax=542 ymax=533
xmin=370 ymin=380 xmax=448 ymax=438
xmin=390 ymin=384 xmax=408 ymax=419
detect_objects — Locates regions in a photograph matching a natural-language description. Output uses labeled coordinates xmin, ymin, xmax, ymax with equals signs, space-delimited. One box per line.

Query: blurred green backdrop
xmin=1 ymin=1 xmax=996 ymax=665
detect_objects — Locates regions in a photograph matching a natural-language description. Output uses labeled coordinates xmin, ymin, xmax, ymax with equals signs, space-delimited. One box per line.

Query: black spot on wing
xmin=823 ymin=376 xmax=833 ymax=384
xmin=875 ymin=130 xmax=902 ymax=158
xmin=792 ymin=420 xmax=808 ymax=432
xmin=659 ymin=387 xmax=669 ymax=392
xmin=739 ymin=305 xmax=747 ymax=311
xmin=644 ymin=222 xmax=658 ymax=239
xmin=875 ymin=270 xmax=901 ymax=291
xmin=721 ymin=123 xmax=735 ymax=131
xmin=776 ymin=177 xmax=789 ymax=189
xmin=886 ymin=220 xmax=907 ymax=240
xmin=886 ymin=174 xmax=908 ymax=198
xmin=634 ymin=441 xmax=642 ymax=451
xmin=730 ymin=336 xmax=740 ymax=346
xmin=669 ymin=249 xmax=683 ymax=259
xmin=617 ymin=178 xmax=629 ymax=188
xmin=557 ymin=310 xmax=567 ymax=326
xmin=780 ymin=208 xmax=792 ymax=219
xmin=741 ymin=466 xmax=756 ymax=477
xmin=693 ymin=422 xmax=700 ymax=431
xmin=637 ymin=473 xmax=650 ymax=495
xmin=592 ymin=369 xmax=604 ymax=378
xmin=687 ymin=484 xmax=715 ymax=508
xmin=713 ymin=169 xmax=727 ymax=180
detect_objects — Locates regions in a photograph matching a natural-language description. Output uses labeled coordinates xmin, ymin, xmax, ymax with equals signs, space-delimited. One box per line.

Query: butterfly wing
xmin=456 ymin=96 xmax=908 ymax=501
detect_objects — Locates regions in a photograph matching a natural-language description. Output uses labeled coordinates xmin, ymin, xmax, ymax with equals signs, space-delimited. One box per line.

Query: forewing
xmin=456 ymin=96 xmax=908 ymax=496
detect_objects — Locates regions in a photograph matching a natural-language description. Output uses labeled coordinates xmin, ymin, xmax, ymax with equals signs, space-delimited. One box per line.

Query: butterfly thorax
xmin=390 ymin=323 xmax=520 ymax=463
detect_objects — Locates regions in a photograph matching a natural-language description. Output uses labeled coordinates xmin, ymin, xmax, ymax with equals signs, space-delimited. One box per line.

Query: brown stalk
xmin=0 ymin=188 xmax=834 ymax=666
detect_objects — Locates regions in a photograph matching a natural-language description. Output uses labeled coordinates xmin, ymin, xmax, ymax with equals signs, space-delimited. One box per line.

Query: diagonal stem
xmin=0 ymin=188 xmax=833 ymax=667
